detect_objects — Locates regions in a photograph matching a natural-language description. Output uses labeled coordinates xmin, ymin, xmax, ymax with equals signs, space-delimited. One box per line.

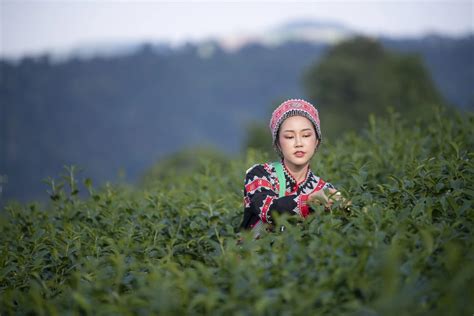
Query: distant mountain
xmin=219 ymin=20 xmax=355 ymax=52
xmin=1 ymin=27 xmax=472 ymax=205
xmin=265 ymin=20 xmax=355 ymax=44
xmin=70 ymin=41 xmax=181 ymax=61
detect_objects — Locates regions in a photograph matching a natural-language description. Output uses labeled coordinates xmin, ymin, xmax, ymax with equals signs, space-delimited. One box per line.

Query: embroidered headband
xmin=269 ymin=99 xmax=322 ymax=157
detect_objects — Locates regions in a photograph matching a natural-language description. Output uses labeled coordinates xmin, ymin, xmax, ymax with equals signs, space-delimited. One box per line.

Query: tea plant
xmin=0 ymin=106 xmax=473 ymax=315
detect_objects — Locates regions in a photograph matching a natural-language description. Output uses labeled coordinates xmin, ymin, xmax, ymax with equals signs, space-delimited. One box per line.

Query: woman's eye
xmin=285 ymin=136 xmax=294 ymax=139
xmin=303 ymin=134 xmax=312 ymax=138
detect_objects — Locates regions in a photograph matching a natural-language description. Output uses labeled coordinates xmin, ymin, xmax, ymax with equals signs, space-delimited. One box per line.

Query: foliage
xmin=242 ymin=98 xmax=287 ymax=157
xmin=245 ymin=37 xmax=460 ymax=156
xmin=382 ymin=35 xmax=474 ymax=110
xmin=139 ymin=146 xmax=230 ymax=188
xmin=303 ymin=36 xmax=449 ymax=140
xmin=0 ymin=106 xmax=473 ymax=315
xmin=243 ymin=121 xmax=274 ymax=155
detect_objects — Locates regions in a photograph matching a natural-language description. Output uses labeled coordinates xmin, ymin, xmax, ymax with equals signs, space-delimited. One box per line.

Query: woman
xmin=240 ymin=99 xmax=347 ymax=237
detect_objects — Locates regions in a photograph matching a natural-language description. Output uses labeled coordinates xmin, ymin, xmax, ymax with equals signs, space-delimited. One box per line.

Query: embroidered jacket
xmin=240 ymin=161 xmax=336 ymax=232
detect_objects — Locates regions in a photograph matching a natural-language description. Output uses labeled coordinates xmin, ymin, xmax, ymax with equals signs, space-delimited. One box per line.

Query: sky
xmin=1 ymin=0 xmax=473 ymax=58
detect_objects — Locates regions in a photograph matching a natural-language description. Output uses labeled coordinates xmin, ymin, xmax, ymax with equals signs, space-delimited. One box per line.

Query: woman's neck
xmin=283 ymin=159 xmax=309 ymax=183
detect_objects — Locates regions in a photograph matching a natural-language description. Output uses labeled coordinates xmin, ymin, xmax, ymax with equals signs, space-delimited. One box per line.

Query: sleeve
xmin=323 ymin=182 xmax=337 ymax=190
xmin=298 ymin=179 xmax=338 ymax=216
xmin=244 ymin=164 xmax=301 ymax=224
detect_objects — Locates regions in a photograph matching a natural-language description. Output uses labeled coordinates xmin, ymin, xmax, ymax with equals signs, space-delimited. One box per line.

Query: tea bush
xmin=1 ymin=107 xmax=473 ymax=315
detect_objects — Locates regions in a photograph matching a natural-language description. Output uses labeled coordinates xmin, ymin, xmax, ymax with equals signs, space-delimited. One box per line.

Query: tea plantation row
xmin=1 ymin=107 xmax=473 ymax=315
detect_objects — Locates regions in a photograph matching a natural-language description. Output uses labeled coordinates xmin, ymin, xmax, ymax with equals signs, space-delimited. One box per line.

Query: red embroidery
xmin=245 ymin=178 xmax=272 ymax=193
xmin=263 ymin=163 xmax=273 ymax=174
xmin=260 ymin=196 xmax=274 ymax=223
xmin=299 ymin=194 xmax=310 ymax=217
xmin=298 ymin=179 xmax=326 ymax=217
xmin=270 ymin=100 xmax=320 ymax=131
xmin=314 ymin=178 xmax=326 ymax=192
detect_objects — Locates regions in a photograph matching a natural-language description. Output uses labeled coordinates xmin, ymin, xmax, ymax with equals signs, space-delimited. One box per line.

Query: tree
xmin=303 ymin=36 xmax=446 ymax=139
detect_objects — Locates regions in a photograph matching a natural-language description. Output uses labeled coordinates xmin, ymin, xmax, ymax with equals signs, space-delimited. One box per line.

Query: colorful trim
xmin=298 ymin=194 xmax=310 ymax=218
xmin=282 ymin=161 xmax=310 ymax=186
xmin=245 ymin=178 xmax=273 ymax=194
xmin=260 ymin=196 xmax=274 ymax=223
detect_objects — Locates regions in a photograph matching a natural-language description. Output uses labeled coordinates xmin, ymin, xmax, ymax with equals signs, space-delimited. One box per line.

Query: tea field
xmin=1 ymin=107 xmax=473 ymax=315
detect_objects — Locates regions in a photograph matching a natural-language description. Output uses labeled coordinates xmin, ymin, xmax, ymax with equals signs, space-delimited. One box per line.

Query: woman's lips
xmin=294 ymin=151 xmax=305 ymax=157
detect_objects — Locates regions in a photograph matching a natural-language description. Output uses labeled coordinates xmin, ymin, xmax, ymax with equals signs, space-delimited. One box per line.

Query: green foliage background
xmin=1 ymin=106 xmax=473 ymax=315
xmin=303 ymin=37 xmax=448 ymax=141
xmin=243 ymin=37 xmax=456 ymax=156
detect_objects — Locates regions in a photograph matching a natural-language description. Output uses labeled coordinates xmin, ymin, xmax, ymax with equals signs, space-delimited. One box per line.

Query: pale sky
xmin=1 ymin=0 xmax=473 ymax=58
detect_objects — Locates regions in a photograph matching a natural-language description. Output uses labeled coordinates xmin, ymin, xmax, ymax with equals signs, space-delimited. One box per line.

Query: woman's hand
xmin=308 ymin=188 xmax=351 ymax=211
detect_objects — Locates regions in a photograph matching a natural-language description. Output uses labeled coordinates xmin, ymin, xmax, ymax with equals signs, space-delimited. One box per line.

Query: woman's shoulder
xmin=245 ymin=162 xmax=276 ymax=178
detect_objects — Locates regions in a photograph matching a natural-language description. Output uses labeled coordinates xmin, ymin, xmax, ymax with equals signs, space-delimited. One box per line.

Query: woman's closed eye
xmin=284 ymin=134 xmax=312 ymax=139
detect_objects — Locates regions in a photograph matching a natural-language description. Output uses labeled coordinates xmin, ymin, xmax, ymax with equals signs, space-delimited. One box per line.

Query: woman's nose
xmin=295 ymin=136 xmax=303 ymax=146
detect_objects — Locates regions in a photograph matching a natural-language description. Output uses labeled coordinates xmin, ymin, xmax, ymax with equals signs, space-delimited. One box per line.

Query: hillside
xmin=1 ymin=35 xmax=473 ymax=204
xmin=1 ymin=106 xmax=472 ymax=314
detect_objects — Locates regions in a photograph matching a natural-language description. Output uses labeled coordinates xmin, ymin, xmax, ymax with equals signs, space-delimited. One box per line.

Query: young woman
xmin=240 ymin=99 xmax=345 ymax=237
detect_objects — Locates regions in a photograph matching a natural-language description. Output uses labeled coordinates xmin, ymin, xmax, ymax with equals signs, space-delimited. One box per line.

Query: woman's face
xmin=277 ymin=115 xmax=318 ymax=168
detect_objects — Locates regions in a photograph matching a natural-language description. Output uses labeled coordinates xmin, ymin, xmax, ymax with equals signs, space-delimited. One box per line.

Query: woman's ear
xmin=314 ymin=138 xmax=320 ymax=154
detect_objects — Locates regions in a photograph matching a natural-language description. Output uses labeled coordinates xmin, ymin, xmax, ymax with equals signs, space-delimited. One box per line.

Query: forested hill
xmin=1 ymin=35 xmax=473 ymax=203
xmin=381 ymin=35 xmax=474 ymax=109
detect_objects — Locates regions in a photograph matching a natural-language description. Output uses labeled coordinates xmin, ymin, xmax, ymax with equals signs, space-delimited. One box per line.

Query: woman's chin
xmin=285 ymin=157 xmax=310 ymax=167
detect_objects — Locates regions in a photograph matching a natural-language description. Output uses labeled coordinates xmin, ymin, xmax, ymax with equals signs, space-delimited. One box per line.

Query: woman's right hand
xmin=308 ymin=188 xmax=350 ymax=210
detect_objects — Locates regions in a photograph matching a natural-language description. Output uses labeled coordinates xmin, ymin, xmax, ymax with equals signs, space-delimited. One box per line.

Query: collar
xmin=281 ymin=159 xmax=311 ymax=186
